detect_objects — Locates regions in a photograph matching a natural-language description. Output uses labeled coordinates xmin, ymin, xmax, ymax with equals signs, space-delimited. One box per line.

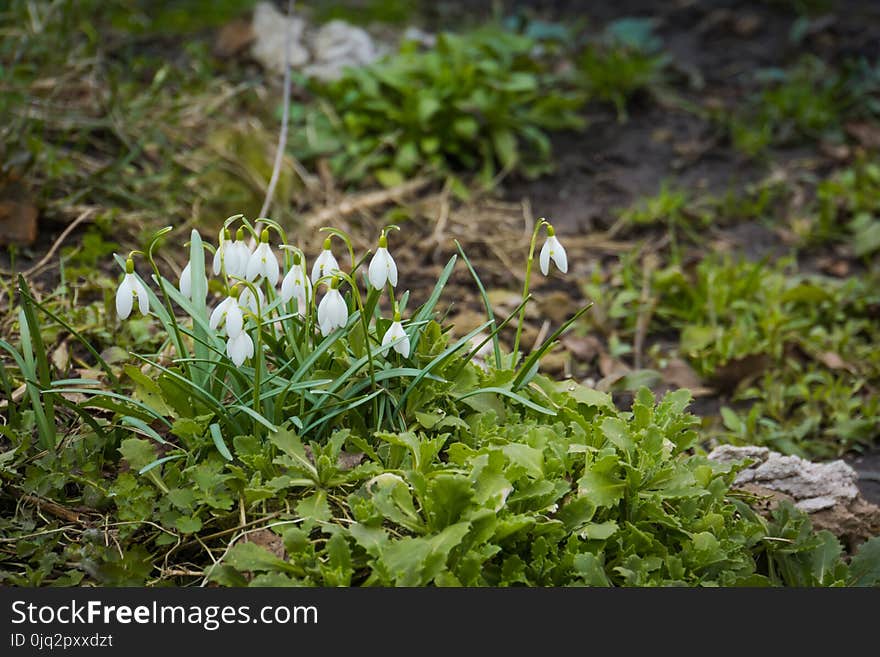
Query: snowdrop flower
xmin=246 ymin=229 xmax=279 ymax=285
xmin=539 ymin=224 xmax=568 ymax=276
xmin=226 ymin=330 xmax=254 ymax=367
xmin=311 ymin=237 xmax=339 ymax=285
xmin=179 ymin=261 xmax=193 ymax=298
xmin=381 ymin=312 xmax=410 ymax=358
xmin=209 ymin=291 xmax=244 ymax=338
xmin=317 ymin=278 xmax=348 ymax=336
xmin=115 ymin=258 xmax=149 ymax=320
xmin=179 ymin=260 xmax=207 ymax=301
xmin=368 ymin=232 xmax=398 ymax=290
xmin=280 ymin=252 xmax=311 ymax=316
xmin=239 ymin=286 xmax=264 ymax=315
xmin=230 ymin=228 xmax=252 ymax=279
xmin=213 ymin=229 xmax=233 ymax=276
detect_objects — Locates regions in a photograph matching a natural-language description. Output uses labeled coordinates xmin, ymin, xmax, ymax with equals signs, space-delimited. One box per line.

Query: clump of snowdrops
xmin=104 ymin=214 xmax=578 ymax=461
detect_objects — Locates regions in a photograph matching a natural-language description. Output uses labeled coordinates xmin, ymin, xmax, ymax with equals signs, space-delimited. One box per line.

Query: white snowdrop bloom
xmin=280 ymin=253 xmax=311 ymax=317
xmin=367 ymin=232 xmax=398 ymax=290
xmin=115 ymin=259 xmax=149 ymax=320
xmin=381 ymin=314 xmax=410 ymax=358
xmin=209 ymin=294 xmax=244 ymax=338
xmin=228 ymin=228 xmax=252 ymax=279
xmin=239 ymin=286 xmax=264 ymax=315
xmin=539 ymin=224 xmax=568 ymax=276
xmin=179 ymin=261 xmax=192 ymax=298
xmin=179 ymin=260 xmax=207 ymax=301
xmin=213 ymin=229 xmax=233 ymax=276
xmin=246 ymin=229 xmax=279 ymax=285
xmin=317 ymin=279 xmax=348 ymax=336
xmin=226 ymin=330 xmax=254 ymax=367
xmin=311 ymin=238 xmax=339 ymax=284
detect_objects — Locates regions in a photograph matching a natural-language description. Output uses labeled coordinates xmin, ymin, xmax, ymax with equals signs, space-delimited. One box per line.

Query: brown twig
xmin=19 ymin=494 xmax=86 ymax=525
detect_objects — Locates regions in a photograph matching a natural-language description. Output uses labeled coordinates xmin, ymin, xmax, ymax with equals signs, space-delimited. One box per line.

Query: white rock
xmin=250 ymin=2 xmax=309 ymax=72
xmin=708 ymin=445 xmax=860 ymax=512
xmin=306 ymin=20 xmax=384 ymax=81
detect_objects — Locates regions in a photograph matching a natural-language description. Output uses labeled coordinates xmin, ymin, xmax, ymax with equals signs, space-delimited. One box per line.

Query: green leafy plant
xmin=814 ymin=159 xmax=880 ymax=255
xmin=723 ymin=56 xmax=880 ymax=157
xmin=583 ymin=252 xmax=880 ymax=457
xmin=576 ymin=18 xmax=669 ymax=121
xmin=4 ymin=210 xmax=879 ymax=586
xmin=288 ymin=27 xmax=585 ymax=187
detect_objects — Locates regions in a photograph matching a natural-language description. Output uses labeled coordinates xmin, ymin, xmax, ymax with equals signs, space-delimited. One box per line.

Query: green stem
xmin=145 ymin=232 xmax=192 ymax=380
xmin=512 ymin=219 xmax=548 ymax=361
xmin=335 ymin=271 xmax=379 ymax=429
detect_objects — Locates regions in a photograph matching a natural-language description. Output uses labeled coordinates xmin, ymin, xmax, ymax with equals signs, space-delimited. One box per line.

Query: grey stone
xmin=708 ymin=445 xmax=859 ymax=512
xmin=708 ymin=444 xmax=880 ymax=549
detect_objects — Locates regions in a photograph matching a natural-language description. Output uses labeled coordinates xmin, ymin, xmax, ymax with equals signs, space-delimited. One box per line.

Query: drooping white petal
xmin=311 ymin=249 xmax=339 ymax=285
xmin=381 ymin=321 xmax=410 ymax=357
xmin=281 ymin=264 xmax=311 ymax=316
xmin=246 ymin=243 xmax=279 ymax=285
xmin=225 ymin=302 xmax=243 ymax=338
xmin=317 ymin=288 xmax=347 ymax=336
xmin=133 ymin=278 xmax=150 ymax=316
xmin=213 ymin=245 xmax=223 ymax=276
xmin=387 ymin=251 xmax=398 ymax=287
xmin=210 ymin=296 xmax=243 ymax=336
xmin=209 ymin=297 xmax=232 ymax=330
xmin=179 ymin=262 xmax=192 ymax=298
xmin=239 ymin=287 xmax=264 ymax=315
xmin=231 ymin=241 xmax=252 ymax=279
xmin=539 ymin=240 xmax=551 ymax=276
xmin=115 ymin=275 xmax=134 ymax=320
xmin=280 ymin=269 xmax=294 ymax=303
xmin=226 ymin=331 xmax=254 ymax=367
xmin=368 ymin=248 xmax=397 ymax=290
xmin=548 ymin=236 xmax=568 ymax=273
xmin=540 ymin=235 xmax=567 ymax=275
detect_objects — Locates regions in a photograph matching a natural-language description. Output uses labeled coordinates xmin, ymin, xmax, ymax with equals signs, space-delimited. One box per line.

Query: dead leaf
xmin=819 ymin=141 xmax=850 ymax=162
xmin=489 ymin=289 xmax=537 ymax=319
xmin=242 ymin=529 xmax=286 ymax=560
xmin=0 ymin=175 xmax=38 ymax=246
xmin=213 ymin=18 xmax=256 ymax=58
xmin=661 ymin=358 xmax=705 ymax=391
xmin=337 ymin=451 xmax=364 ymax=471
xmin=846 ymin=122 xmax=880 ymax=150
xmin=709 ymin=353 xmax=771 ymax=393
xmin=733 ymin=14 xmax=761 ymax=37
xmin=52 ymin=341 xmax=69 ymax=373
xmin=539 ymin=349 xmax=568 ymax=375
xmin=561 ymin=334 xmax=602 ymax=362
xmin=599 ymin=352 xmax=630 ymax=378
xmin=537 ymin=290 xmax=575 ymax=324
xmin=817 ymin=256 xmax=851 ymax=278
xmin=815 ymin=351 xmax=851 ymax=371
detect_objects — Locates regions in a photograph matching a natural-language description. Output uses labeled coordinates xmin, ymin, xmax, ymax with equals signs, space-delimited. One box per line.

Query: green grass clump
xmin=576 ymin=18 xmax=669 ymax=121
xmin=724 ymin=56 xmax=880 ymax=157
xmin=813 ymin=159 xmax=880 ymax=256
xmin=586 ymin=252 xmax=880 ymax=458
xmin=288 ymin=27 xmax=586 ymax=187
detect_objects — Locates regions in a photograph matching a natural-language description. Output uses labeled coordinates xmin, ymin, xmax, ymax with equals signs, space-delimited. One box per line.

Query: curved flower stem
xmin=145 ymin=227 xmax=191 ymax=379
xmin=238 ymin=279 xmax=265 ymax=437
xmin=512 ymin=219 xmax=549 ymax=361
xmin=333 ymin=270 xmax=379 ymax=426
xmin=319 ymin=227 xmax=356 ymax=271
